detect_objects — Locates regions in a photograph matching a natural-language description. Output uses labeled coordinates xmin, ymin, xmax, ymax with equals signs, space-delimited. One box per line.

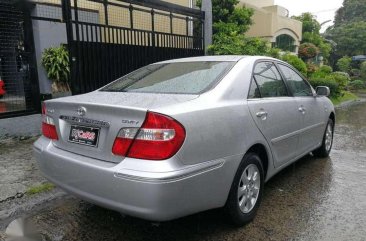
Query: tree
xmin=334 ymin=0 xmax=366 ymax=26
xmin=293 ymin=13 xmax=332 ymax=61
xmin=213 ymin=7 xmax=254 ymax=35
xmin=292 ymin=13 xmax=320 ymax=34
xmin=196 ymin=0 xmax=239 ymax=23
xmin=202 ymin=0 xmax=277 ymax=56
xmin=327 ymin=21 xmax=366 ymax=56
xmin=326 ymin=0 xmax=366 ymax=58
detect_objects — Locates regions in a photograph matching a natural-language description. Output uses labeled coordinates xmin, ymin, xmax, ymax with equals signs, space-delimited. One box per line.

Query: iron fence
xmin=0 ymin=0 xmax=40 ymax=118
xmin=62 ymin=0 xmax=205 ymax=94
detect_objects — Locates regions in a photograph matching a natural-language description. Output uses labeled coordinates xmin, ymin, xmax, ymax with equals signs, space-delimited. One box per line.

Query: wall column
xmin=201 ymin=0 xmax=212 ymax=54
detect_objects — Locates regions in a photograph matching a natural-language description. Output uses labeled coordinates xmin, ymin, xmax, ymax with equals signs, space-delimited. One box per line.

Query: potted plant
xmin=41 ymin=45 xmax=71 ymax=98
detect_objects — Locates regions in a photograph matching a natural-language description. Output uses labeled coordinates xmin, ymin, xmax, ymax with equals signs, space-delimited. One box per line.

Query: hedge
xmin=308 ymin=78 xmax=340 ymax=98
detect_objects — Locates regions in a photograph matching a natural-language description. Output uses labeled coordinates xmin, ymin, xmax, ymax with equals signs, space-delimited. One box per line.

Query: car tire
xmin=225 ymin=152 xmax=264 ymax=226
xmin=313 ymin=118 xmax=334 ymax=158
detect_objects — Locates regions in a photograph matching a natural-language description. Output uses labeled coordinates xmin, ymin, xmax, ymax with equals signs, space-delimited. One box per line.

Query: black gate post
xmin=61 ymin=0 xmax=77 ymax=95
xmin=22 ymin=2 xmax=41 ymax=113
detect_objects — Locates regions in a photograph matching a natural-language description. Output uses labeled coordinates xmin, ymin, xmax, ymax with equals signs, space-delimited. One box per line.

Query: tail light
xmin=112 ymin=112 xmax=185 ymax=160
xmin=41 ymin=102 xmax=58 ymax=140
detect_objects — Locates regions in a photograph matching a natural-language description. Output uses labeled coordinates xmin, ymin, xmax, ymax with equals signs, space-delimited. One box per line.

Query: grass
xmin=26 ymin=182 xmax=55 ymax=195
xmin=330 ymin=91 xmax=359 ymax=106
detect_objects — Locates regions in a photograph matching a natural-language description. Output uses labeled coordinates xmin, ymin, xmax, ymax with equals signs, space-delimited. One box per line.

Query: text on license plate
xmin=68 ymin=125 xmax=100 ymax=147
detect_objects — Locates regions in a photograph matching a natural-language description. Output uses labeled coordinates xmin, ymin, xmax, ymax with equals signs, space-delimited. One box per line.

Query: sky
xmin=274 ymin=0 xmax=344 ymax=32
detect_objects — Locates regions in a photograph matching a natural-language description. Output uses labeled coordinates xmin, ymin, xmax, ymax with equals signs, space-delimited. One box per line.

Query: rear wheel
xmin=225 ymin=152 xmax=264 ymax=226
xmin=313 ymin=119 xmax=334 ymax=158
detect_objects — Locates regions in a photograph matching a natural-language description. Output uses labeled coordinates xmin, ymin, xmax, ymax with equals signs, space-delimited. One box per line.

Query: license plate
xmin=68 ymin=125 xmax=100 ymax=147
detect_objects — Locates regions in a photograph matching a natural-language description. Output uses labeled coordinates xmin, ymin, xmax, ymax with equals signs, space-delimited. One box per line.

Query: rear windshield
xmin=100 ymin=61 xmax=235 ymax=94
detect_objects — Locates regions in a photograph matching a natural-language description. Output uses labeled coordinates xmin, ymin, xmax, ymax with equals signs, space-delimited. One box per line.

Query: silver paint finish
xmin=34 ymin=56 xmax=335 ymax=221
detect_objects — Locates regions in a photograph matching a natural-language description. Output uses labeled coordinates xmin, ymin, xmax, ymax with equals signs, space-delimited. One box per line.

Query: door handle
xmin=298 ymin=107 xmax=306 ymax=114
xmin=256 ymin=111 xmax=268 ymax=118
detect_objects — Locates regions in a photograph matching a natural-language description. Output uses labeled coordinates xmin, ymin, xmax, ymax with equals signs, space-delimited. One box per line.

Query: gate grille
xmin=0 ymin=0 xmax=40 ymax=118
xmin=62 ymin=0 xmax=205 ymax=94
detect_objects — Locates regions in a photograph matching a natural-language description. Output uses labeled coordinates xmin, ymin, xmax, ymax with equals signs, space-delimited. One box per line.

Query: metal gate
xmin=62 ymin=0 xmax=205 ymax=94
xmin=0 ymin=0 xmax=40 ymax=118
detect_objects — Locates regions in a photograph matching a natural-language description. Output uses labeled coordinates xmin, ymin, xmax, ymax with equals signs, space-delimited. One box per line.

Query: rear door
xmin=277 ymin=64 xmax=326 ymax=155
xmin=247 ymin=61 xmax=302 ymax=168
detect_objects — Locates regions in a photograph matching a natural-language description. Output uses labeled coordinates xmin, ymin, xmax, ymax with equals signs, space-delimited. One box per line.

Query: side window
xmin=278 ymin=64 xmax=313 ymax=97
xmin=248 ymin=79 xmax=261 ymax=98
xmin=252 ymin=62 xmax=288 ymax=98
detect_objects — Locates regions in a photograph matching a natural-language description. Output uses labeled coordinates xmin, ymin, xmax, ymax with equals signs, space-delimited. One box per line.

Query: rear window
xmin=100 ymin=61 xmax=235 ymax=94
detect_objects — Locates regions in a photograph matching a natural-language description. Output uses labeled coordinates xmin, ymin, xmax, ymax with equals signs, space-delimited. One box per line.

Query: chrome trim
xmin=60 ymin=115 xmax=110 ymax=128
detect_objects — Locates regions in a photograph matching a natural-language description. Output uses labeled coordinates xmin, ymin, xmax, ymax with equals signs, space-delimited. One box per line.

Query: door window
xmin=248 ymin=79 xmax=261 ymax=98
xmin=250 ymin=62 xmax=288 ymax=98
xmin=278 ymin=64 xmax=313 ymax=97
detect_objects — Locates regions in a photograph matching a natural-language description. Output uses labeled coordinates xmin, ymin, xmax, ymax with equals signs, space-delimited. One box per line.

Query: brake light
xmin=112 ymin=112 xmax=186 ymax=160
xmin=41 ymin=102 xmax=58 ymax=140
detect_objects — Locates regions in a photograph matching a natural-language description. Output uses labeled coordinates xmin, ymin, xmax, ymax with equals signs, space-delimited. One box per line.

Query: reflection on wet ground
xmin=2 ymin=102 xmax=366 ymax=241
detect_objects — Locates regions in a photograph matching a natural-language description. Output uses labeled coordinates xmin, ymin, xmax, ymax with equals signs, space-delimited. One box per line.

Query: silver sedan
xmin=34 ymin=56 xmax=335 ymax=226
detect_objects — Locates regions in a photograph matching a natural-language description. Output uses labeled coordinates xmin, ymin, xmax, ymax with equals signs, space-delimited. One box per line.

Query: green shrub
xmin=350 ymin=68 xmax=361 ymax=78
xmin=41 ymin=45 xmax=70 ymax=92
xmin=308 ymin=78 xmax=340 ymax=98
xmin=306 ymin=63 xmax=318 ymax=77
xmin=361 ymin=62 xmax=366 ymax=80
xmin=281 ymin=54 xmax=307 ymax=75
xmin=309 ymin=65 xmax=331 ymax=79
xmin=319 ymin=65 xmax=333 ymax=74
xmin=349 ymin=80 xmax=365 ymax=89
xmin=330 ymin=72 xmax=350 ymax=90
xmin=298 ymin=43 xmax=319 ymax=60
xmin=336 ymin=56 xmax=352 ymax=73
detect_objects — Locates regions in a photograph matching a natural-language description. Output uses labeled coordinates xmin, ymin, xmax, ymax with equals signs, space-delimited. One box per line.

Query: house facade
xmin=238 ymin=0 xmax=302 ymax=53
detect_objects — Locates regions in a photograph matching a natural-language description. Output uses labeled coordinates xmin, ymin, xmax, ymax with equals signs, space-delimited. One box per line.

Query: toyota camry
xmin=33 ymin=56 xmax=335 ymax=226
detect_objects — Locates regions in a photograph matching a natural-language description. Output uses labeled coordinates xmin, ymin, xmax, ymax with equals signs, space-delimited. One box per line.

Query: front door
xmin=277 ymin=63 xmax=326 ymax=155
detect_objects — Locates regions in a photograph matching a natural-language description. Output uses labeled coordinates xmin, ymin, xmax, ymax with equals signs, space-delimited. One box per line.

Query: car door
xmin=277 ymin=63 xmax=326 ymax=156
xmin=247 ymin=61 xmax=302 ymax=168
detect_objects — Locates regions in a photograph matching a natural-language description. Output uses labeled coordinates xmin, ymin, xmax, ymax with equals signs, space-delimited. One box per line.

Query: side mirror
xmin=316 ymin=86 xmax=330 ymax=97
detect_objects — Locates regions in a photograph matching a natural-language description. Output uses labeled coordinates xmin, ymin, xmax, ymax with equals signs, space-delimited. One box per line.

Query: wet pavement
xmin=0 ymin=137 xmax=45 ymax=203
xmin=1 ymin=101 xmax=366 ymax=241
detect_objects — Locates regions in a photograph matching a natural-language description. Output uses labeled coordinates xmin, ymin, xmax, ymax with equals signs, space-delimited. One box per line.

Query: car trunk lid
xmin=45 ymin=92 xmax=197 ymax=163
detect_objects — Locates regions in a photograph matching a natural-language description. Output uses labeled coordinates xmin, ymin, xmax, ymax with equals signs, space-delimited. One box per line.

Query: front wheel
xmin=313 ymin=119 xmax=334 ymax=158
xmin=225 ymin=153 xmax=264 ymax=226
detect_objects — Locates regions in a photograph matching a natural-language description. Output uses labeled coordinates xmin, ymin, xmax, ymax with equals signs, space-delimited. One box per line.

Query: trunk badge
xmin=77 ymin=107 xmax=87 ymax=116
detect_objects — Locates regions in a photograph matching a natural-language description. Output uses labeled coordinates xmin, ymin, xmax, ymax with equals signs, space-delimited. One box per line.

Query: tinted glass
xmin=100 ymin=61 xmax=235 ymax=94
xmin=278 ymin=64 xmax=313 ymax=96
xmin=248 ymin=79 xmax=261 ymax=98
xmin=253 ymin=62 xmax=288 ymax=98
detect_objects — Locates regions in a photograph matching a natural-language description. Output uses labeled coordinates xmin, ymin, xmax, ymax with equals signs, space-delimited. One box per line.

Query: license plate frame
xmin=68 ymin=125 xmax=100 ymax=147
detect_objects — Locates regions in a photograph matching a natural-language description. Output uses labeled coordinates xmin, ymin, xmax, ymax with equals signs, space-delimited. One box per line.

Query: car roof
xmin=154 ymin=55 xmax=278 ymax=64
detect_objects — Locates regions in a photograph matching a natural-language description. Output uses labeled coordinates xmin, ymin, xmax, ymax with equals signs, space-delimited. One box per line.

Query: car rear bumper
xmin=33 ymin=137 xmax=239 ymax=221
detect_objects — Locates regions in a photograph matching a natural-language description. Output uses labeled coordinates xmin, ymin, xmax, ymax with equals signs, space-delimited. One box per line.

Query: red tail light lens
xmin=42 ymin=122 xmax=58 ymax=140
xmin=41 ymin=102 xmax=58 ymax=140
xmin=112 ymin=112 xmax=186 ymax=160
